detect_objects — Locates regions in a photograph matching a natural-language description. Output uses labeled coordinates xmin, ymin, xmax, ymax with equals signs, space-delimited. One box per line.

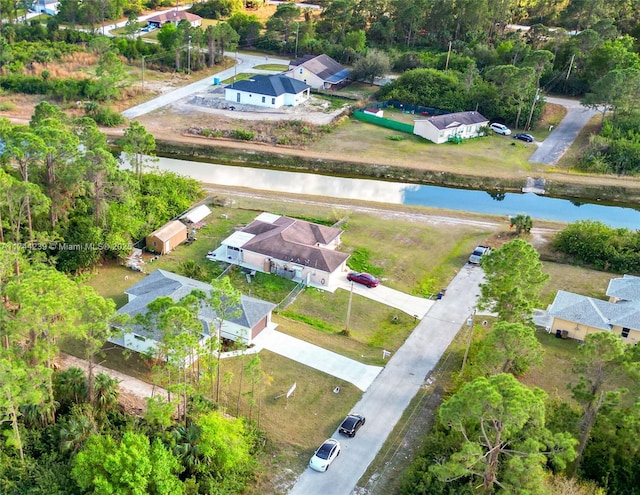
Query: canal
xmin=153 ymin=156 xmax=640 ymax=230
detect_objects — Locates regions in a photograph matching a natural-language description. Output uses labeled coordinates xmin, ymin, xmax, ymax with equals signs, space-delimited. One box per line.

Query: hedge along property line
xmin=352 ymin=109 xmax=415 ymax=134
xmin=151 ymin=139 xmax=640 ymax=204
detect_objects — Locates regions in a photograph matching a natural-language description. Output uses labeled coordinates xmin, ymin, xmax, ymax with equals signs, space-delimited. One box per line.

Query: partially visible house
xmin=413 ymin=111 xmax=489 ymax=144
xmin=208 ymin=212 xmax=349 ymax=289
xmin=110 ymin=269 xmax=276 ymax=366
xmin=146 ymin=10 xmax=202 ymax=29
xmin=547 ymin=274 xmax=640 ymax=344
xmin=146 ymin=220 xmax=187 ymax=255
xmin=287 ymin=54 xmax=351 ymax=89
xmin=224 ymin=75 xmax=310 ymax=109
xmin=180 ymin=204 xmax=211 ymax=226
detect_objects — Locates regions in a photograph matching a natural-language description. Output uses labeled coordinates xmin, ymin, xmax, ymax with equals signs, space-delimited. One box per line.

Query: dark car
xmin=339 ymin=413 xmax=366 ymax=437
xmin=347 ymin=272 xmax=380 ymax=288
xmin=514 ymin=133 xmax=535 ymax=143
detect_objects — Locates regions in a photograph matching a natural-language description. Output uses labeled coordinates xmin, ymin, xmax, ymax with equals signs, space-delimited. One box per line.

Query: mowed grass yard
xmin=309 ymin=118 xmax=541 ymax=177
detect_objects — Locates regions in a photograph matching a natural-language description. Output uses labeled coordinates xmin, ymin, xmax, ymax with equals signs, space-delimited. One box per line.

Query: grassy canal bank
xmin=150 ymin=137 xmax=640 ymax=206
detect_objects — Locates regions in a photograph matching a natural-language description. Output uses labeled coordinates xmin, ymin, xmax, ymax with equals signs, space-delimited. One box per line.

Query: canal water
xmin=153 ymin=156 xmax=640 ymax=230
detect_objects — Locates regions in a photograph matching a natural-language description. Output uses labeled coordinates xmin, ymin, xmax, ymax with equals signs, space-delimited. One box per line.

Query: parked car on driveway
xmin=490 ymin=123 xmax=512 ymax=135
xmin=339 ymin=413 xmax=366 ymax=437
xmin=347 ymin=272 xmax=379 ymax=288
xmin=309 ymin=438 xmax=341 ymax=472
xmin=514 ymin=133 xmax=534 ymax=142
xmin=469 ymin=245 xmax=491 ymax=264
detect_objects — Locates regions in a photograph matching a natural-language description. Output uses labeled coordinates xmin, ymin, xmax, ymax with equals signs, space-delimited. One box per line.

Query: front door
xmin=236 ymin=93 xmax=240 ymax=103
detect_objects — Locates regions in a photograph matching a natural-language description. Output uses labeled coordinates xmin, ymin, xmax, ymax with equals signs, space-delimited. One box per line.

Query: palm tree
xmin=58 ymin=404 xmax=98 ymax=454
xmin=172 ymin=422 xmax=203 ymax=476
xmin=93 ymin=373 xmax=120 ymax=416
xmin=53 ymin=367 xmax=88 ymax=410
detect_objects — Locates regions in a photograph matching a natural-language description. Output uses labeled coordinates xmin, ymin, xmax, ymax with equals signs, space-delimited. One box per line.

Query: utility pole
xmin=461 ymin=309 xmax=476 ymax=373
xmin=294 ymin=22 xmax=300 ymax=59
xmin=566 ymin=53 xmax=575 ymax=80
xmin=344 ymin=281 xmax=354 ymax=334
xmin=187 ymin=35 xmax=192 ymax=75
xmin=445 ymin=40 xmax=452 ymax=71
xmin=525 ymin=87 xmax=540 ymax=131
xmin=141 ymin=55 xmax=145 ymax=93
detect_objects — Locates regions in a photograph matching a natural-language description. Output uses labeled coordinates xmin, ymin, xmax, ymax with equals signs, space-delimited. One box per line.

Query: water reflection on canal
xmin=153 ymin=156 xmax=640 ymax=230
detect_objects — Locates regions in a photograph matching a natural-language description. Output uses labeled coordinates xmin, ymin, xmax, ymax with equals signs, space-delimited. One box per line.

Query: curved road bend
xmin=121 ymin=53 xmax=291 ymax=119
xmin=529 ymin=96 xmax=598 ymax=165
xmin=289 ymin=264 xmax=484 ymax=495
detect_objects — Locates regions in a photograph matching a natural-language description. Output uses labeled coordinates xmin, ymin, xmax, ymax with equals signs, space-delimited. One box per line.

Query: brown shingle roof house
xmin=208 ymin=212 xmax=349 ymax=289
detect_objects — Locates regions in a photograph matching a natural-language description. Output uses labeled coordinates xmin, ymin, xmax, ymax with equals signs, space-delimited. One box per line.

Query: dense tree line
xmin=0 ymin=256 xmax=259 ymax=494
xmin=0 ymin=103 xmax=203 ymax=272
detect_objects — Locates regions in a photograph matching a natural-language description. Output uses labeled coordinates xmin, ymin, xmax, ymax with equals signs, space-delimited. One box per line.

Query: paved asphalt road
xmin=289 ymin=264 xmax=484 ymax=495
xmin=121 ymin=52 xmax=290 ymax=119
xmin=529 ymin=96 xmax=599 ymax=165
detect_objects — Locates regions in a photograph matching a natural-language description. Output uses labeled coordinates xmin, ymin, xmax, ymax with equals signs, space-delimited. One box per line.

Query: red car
xmin=347 ymin=272 xmax=380 ymax=288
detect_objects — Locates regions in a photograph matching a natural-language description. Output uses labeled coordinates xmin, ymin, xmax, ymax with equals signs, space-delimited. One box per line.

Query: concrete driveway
xmin=289 ymin=264 xmax=484 ymax=495
xmin=329 ymin=275 xmax=435 ymax=320
xmin=253 ymin=329 xmax=382 ymax=391
xmin=529 ymin=96 xmax=599 ymax=165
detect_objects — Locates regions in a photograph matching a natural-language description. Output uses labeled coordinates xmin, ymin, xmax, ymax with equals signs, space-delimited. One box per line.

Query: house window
xmin=271 ymin=98 xmax=275 ymax=104
xmin=134 ymin=335 xmax=146 ymax=342
xmin=236 ymin=93 xmax=240 ymax=103
xmin=622 ymin=327 xmax=631 ymax=338
xmin=299 ymin=68 xmax=303 ymax=74
xmin=262 ymin=96 xmax=265 ymax=103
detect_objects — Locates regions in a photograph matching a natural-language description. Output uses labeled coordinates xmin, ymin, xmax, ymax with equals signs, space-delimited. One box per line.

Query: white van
xmin=490 ymin=123 xmax=511 ymax=135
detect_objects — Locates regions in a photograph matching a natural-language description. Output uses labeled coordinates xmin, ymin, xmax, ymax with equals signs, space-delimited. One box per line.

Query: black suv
xmin=339 ymin=413 xmax=366 ymax=437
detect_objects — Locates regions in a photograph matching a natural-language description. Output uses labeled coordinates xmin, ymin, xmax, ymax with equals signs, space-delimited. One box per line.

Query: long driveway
xmin=289 ymin=263 xmax=484 ymax=495
xmin=529 ymin=96 xmax=598 ymax=165
xmin=122 ymin=53 xmax=290 ymax=119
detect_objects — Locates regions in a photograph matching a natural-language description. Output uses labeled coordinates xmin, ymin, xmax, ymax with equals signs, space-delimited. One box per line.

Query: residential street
xmin=529 ymin=96 xmax=599 ymax=165
xmin=288 ymin=264 xmax=484 ymax=495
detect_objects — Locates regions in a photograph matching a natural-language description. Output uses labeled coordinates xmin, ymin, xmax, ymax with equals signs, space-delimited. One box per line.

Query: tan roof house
xmin=146 ymin=220 xmax=187 ymax=255
xmin=208 ymin=212 xmax=349 ymax=289
xmin=147 ymin=10 xmax=202 ymax=28
xmin=414 ymin=111 xmax=489 ymax=144
xmin=287 ymin=54 xmax=351 ymax=89
xmin=110 ymin=270 xmax=276 ymax=367
xmin=547 ymin=274 xmax=640 ymax=344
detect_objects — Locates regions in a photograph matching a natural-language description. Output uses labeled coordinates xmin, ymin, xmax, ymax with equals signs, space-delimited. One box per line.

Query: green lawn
xmin=221 ymin=72 xmax=257 ymax=84
xmin=253 ymin=64 xmax=288 ymax=71
xmin=309 ymin=118 xmax=539 ymax=177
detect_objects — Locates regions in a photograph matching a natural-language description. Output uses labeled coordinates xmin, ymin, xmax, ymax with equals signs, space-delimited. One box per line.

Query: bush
xmin=552 ymin=220 xmax=640 ymax=272
xmin=87 ymin=105 xmax=125 ymax=126
xmin=230 ymin=129 xmax=254 ymax=141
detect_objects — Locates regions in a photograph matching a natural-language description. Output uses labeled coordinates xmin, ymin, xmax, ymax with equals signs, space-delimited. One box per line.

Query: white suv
xmin=490 ymin=123 xmax=511 ymax=135
xmin=469 ymin=245 xmax=491 ymax=264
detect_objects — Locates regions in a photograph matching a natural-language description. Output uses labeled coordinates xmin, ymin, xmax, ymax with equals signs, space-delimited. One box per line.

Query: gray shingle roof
xmin=416 ymin=111 xmax=489 ymax=130
xmin=117 ymin=269 xmax=275 ymax=341
xmin=289 ymin=54 xmax=350 ymax=83
xmin=238 ymin=215 xmax=349 ymax=272
xmin=549 ymin=289 xmax=640 ymax=331
xmin=227 ymin=75 xmax=310 ymax=97
xmin=606 ymin=274 xmax=640 ymax=301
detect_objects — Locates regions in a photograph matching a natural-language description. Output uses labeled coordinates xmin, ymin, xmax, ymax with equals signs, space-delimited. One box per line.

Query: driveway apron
xmin=289 ymin=264 xmax=484 ymax=495
xmin=253 ymin=329 xmax=383 ymax=391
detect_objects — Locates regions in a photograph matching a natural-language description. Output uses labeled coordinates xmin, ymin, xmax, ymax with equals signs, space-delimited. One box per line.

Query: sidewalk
xmin=252 ymin=328 xmax=383 ymax=391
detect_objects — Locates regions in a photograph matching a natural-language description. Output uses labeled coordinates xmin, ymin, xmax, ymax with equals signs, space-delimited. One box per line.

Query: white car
xmin=469 ymin=245 xmax=491 ymax=264
xmin=490 ymin=123 xmax=511 ymax=135
xmin=309 ymin=438 xmax=341 ymax=472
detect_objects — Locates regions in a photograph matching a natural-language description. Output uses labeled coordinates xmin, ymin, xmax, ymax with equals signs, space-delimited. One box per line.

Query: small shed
xmin=180 ymin=204 xmax=212 ymax=225
xmin=363 ymin=107 xmax=383 ymax=117
xmin=146 ymin=220 xmax=187 ymax=255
